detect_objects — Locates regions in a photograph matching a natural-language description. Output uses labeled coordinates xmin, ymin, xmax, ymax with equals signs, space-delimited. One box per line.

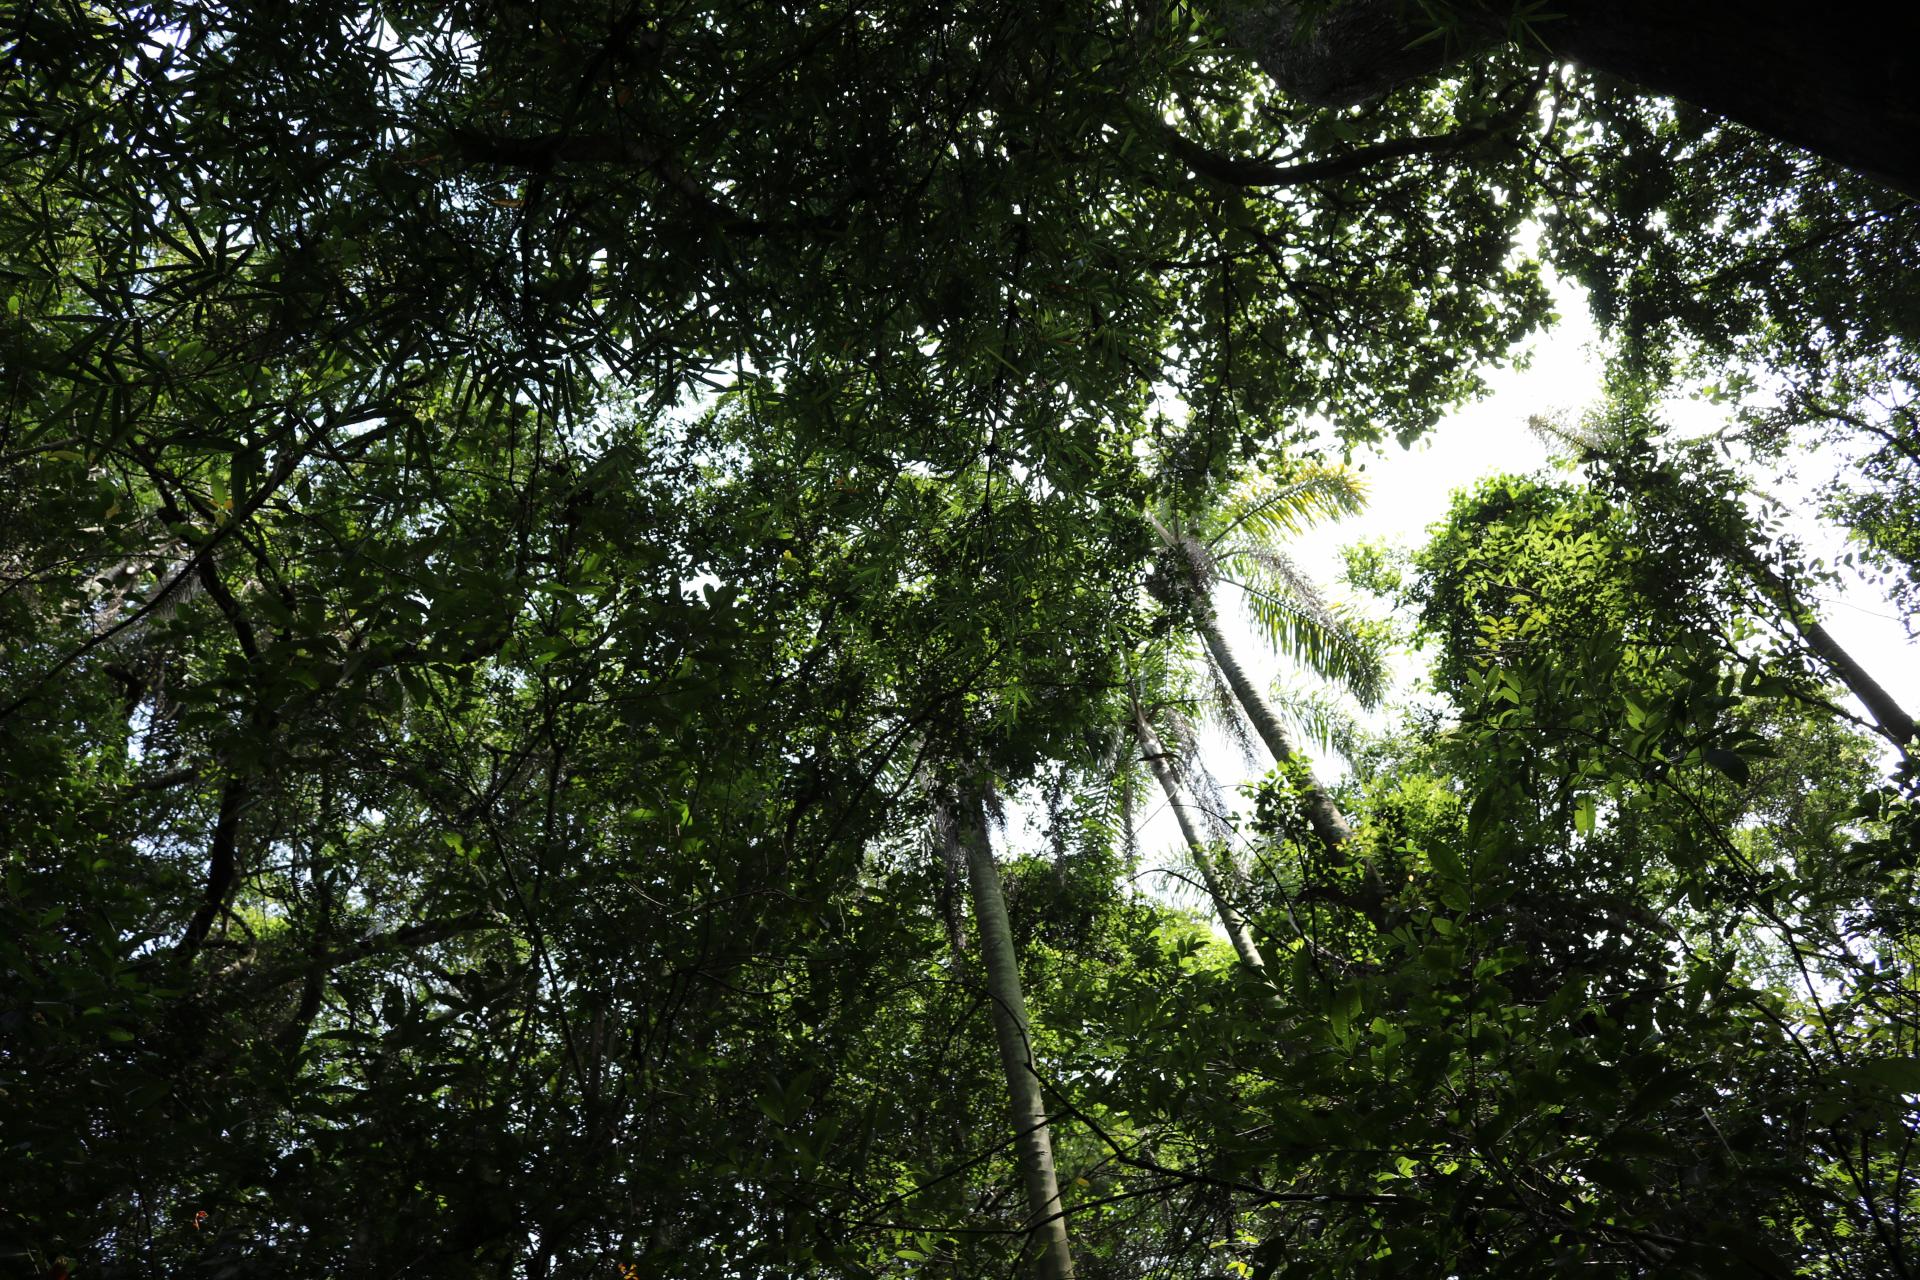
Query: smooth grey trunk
xmin=1219 ymin=1 xmax=1920 ymax=197
xmin=948 ymin=787 xmax=1075 ymax=1280
xmin=1795 ymin=617 xmax=1916 ymax=752
xmin=1132 ymin=708 xmax=1272 ymax=979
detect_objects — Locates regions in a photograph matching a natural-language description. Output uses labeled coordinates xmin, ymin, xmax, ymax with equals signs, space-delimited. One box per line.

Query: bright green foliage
xmin=1032 ymin=471 xmax=1916 ymax=1277
xmin=1171 ymin=475 xmax=1919 ymax=1276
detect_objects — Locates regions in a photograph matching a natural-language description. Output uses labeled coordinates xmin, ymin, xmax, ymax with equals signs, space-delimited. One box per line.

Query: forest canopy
xmin=2 ymin=2 xmax=1916 ymax=1278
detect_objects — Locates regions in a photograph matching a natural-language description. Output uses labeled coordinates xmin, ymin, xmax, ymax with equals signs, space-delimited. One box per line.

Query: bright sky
xmin=1119 ymin=270 xmax=1918 ymax=897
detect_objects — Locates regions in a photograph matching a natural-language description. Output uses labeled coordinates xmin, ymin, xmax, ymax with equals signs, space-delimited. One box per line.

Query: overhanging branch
xmin=1154 ymin=119 xmax=1494 ymax=188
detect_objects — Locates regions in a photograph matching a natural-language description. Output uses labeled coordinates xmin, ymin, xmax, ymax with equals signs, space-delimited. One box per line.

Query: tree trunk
xmin=1191 ymin=604 xmax=1357 ymax=856
xmin=945 ymin=787 xmax=1075 ymax=1280
xmin=1219 ymin=1 xmax=1920 ymax=197
xmin=1743 ymin=558 xmax=1917 ymax=753
xmin=1132 ymin=707 xmax=1273 ymax=980
xmin=1795 ymin=617 xmax=1916 ymax=752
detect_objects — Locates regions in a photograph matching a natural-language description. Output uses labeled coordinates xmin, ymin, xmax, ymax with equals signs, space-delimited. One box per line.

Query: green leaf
xmin=1702 ymin=746 xmax=1750 ymax=785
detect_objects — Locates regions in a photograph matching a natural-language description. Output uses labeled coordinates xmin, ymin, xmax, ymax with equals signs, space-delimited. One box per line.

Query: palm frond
xmin=1175 ymin=750 xmax=1238 ymax=848
xmin=1205 ymin=464 xmax=1368 ymax=549
xmin=1205 ymin=659 xmax=1261 ymax=768
xmin=1231 ymin=579 xmax=1387 ymax=705
xmin=1159 ymin=703 xmax=1203 ymax=765
xmin=1270 ymin=680 xmax=1367 ymax=765
xmin=1527 ymin=411 xmax=1608 ymax=460
xmin=981 ymin=781 xmax=1007 ymax=830
xmin=1214 ymin=540 xmax=1330 ymax=610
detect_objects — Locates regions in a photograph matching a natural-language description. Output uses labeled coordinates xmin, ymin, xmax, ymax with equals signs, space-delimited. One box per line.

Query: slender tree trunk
xmin=1191 ymin=604 xmax=1357 ymax=855
xmin=1578 ymin=442 xmax=1918 ymax=752
xmin=1132 ymin=707 xmax=1272 ymax=979
xmin=1743 ymin=558 xmax=1917 ymax=752
xmin=943 ymin=786 xmax=1075 ymax=1280
xmin=1219 ymin=1 xmax=1920 ymax=197
xmin=1794 ymin=616 xmax=1916 ymax=751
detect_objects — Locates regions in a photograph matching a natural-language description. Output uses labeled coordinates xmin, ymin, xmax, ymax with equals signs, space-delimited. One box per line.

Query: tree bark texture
xmin=1220 ymin=1 xmax=1920 ymax=197
xmin=949 ymin=787 xmax=1076 ymax=1280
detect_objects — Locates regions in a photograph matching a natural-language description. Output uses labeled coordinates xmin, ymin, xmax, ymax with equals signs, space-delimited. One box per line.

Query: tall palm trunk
xmin=941 ymin=786 xmax=1075 ymax=1280
xmin=1149 ymin=512 xmax=1359 ymax=855
xmin=1131 ymin=706 xmax=1272 ymax=980
xmin=1190 ymin=600 xmax=1356 ymax=854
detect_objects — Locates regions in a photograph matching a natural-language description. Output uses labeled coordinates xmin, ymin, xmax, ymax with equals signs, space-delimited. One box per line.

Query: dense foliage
xmin=3 ymin=3 xmax=1915 ymax=1278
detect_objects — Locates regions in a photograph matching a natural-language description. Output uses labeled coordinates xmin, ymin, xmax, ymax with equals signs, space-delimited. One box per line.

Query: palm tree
xmin=1129 ymin=693 xmax=1273 ymax=982
xmin=1120 ymin=462 xmax=1387 ymax=980
xmin=1148 ymin=464 xmax=1382 ymax=859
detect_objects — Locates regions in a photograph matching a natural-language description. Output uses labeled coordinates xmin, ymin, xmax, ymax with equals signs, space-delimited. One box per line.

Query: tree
xmin=937 ymin=783 xmax=1076 ymax=1279
xmin=1218 ymin=1 xmax=1920 ymax=196
xmin=5 ymin=3 xmax=1919 ymax=1275
xmin=1387 ymin=469 xmax=1919 ymax=1275
xmin=1150 ymin=465 xmax=1380 ymax=859
xmin=1537 ymin=408 xmax=1917 ymax=754
xmin=1129 ymin=692 xmax=1274 ymax=984
xmin=1069 ymin=467 xmax=1920 ymax=1277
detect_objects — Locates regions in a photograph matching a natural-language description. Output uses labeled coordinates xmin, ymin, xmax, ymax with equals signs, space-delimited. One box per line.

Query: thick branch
xmin=444 ymin=129 xmax=728 ymax=219
xmin=178 ymin=776 xmax=246 ymax=957
xmin=1746 ymin=559 xmax=1917 ymax=753
xmin=1220 ymin=1 xmax=1920 ymax=197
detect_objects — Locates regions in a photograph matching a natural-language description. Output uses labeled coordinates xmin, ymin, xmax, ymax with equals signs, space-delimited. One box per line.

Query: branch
xmin=177 ymin=776 xmax=246 ymax=958
xmin=1045 ymin=1083 xmax=1404 ymax=1208
xmin=0 ymin=410 xmax=327 ymax=726
xmin=1154 ymin=119 xmax=1494 ymax=188
xmin=220 ymin=911 xmax=506 ymax=995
